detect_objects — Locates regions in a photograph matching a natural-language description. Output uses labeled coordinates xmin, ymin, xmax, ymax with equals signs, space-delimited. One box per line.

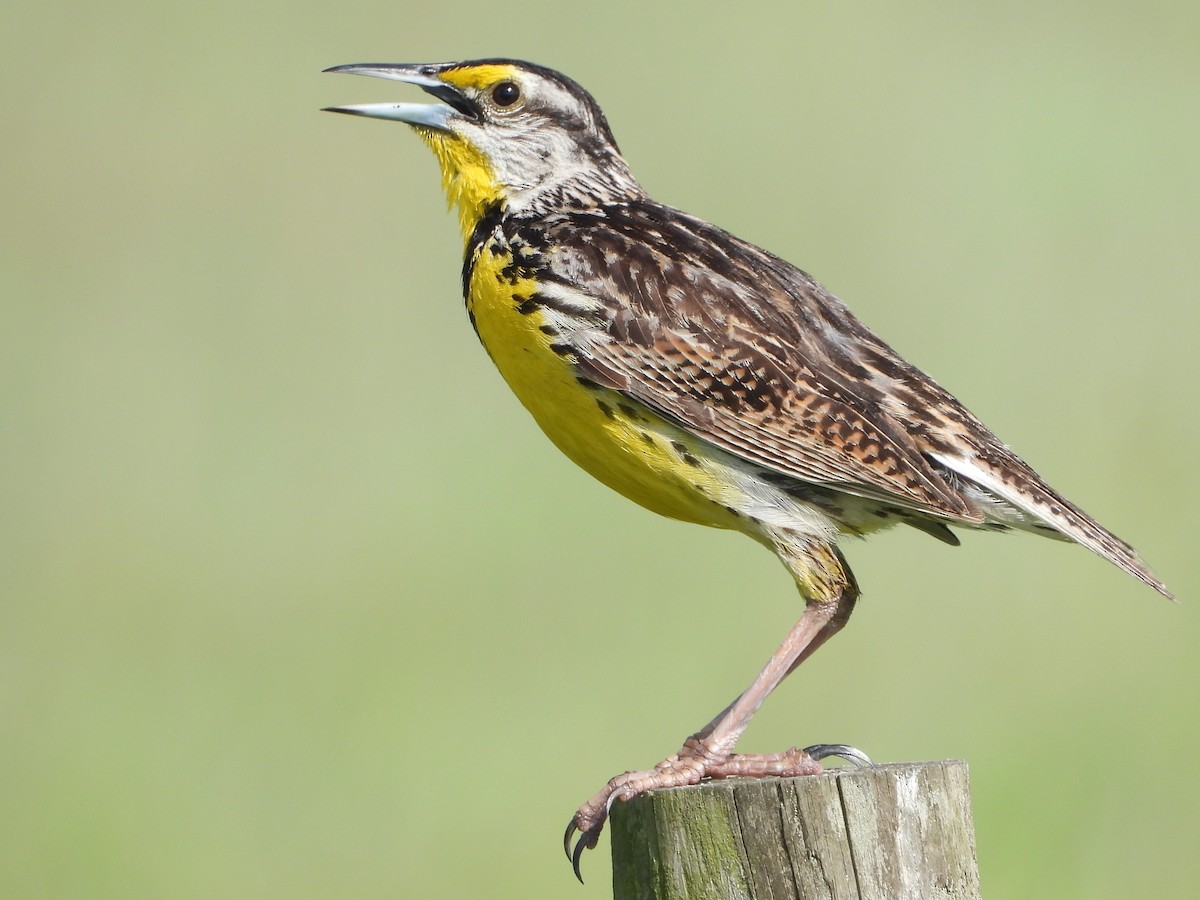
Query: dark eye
xmin=490 ymin=81 xmax=521 ymax=107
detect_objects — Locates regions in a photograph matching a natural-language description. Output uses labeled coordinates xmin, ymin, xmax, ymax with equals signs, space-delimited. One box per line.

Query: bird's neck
xmin=418 ymin=129 xmax=644 ymax=243
xmin=512 ymin=157 xmax=644 ymax=220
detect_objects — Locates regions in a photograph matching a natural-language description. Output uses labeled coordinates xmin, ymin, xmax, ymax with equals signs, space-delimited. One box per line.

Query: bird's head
xmin=324 ymin=59 xmax=640 ymax=238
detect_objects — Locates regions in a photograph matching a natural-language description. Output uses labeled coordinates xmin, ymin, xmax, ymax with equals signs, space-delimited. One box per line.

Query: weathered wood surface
xmin=610 ymin=760 xmax=981 ymax=900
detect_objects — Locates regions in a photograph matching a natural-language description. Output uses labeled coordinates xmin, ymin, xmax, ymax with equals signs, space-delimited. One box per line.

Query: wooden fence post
xmin=610 ymin=759 xmax=981 ymax=900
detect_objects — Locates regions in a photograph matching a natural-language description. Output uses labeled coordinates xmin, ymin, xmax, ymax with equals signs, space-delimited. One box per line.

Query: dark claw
xmin=571 ymin=834 xmax=589 ymax=884
xmin=802 ymin=743 xmax=873 ymax=767
xmin=564 ymin=816 xmax=596 ymax=883
xmin=563 ymin=818 xmax=576 ymax=862
xmin=566 ymin=820 xmax=600 ymax=883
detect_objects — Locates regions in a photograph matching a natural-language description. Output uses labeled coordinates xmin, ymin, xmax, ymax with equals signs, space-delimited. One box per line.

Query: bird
xmin=322 ymin=58 xmax=1172 ymax=878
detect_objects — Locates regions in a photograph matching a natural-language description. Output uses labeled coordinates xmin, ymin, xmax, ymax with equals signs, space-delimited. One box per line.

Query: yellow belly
xmin=467 ymin=250 xmax=742 ymax=530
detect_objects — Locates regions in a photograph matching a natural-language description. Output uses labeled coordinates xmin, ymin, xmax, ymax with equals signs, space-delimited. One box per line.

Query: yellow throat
xmin=415 ymin=65 xmax=518 ymax=240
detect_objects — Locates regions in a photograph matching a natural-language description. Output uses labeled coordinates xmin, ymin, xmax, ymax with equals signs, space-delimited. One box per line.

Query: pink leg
xmin=565 ymin=541 xmax=860 ymax=878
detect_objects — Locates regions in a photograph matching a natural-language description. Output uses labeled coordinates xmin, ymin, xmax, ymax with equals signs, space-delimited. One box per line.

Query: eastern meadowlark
xmin=323 ymin=58 xmax=1172 ymax=876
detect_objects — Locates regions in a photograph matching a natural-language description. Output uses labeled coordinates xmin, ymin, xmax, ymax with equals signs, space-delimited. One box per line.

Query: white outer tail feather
xmin=930 ymin=451 xmax=1173 ymax=600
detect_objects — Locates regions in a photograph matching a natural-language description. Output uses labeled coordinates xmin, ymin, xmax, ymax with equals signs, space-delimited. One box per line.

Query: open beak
xmin=322 ymin=63 xmax=477 ymax=131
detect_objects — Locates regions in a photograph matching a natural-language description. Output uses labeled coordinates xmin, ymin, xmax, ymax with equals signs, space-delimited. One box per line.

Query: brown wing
xmin=538 ymin=201 xmax=984 ymax=523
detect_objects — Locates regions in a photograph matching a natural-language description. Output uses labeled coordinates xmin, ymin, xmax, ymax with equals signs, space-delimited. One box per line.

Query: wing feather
xmin=520 ymin=199 xmax=1169 ymax=598
xmin=540 ymin=203 xmax=982 ymax=522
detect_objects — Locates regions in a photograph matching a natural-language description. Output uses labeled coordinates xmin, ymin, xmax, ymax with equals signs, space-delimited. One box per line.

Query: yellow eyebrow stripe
xmin=439 ymin=64 xmax=517 ymax=91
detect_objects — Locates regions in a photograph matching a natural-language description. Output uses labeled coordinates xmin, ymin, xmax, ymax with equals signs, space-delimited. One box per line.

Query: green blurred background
xmin=3 ymin=1 xmax=1197 ymax=897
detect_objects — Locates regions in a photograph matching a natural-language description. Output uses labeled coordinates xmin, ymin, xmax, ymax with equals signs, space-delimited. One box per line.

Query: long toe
xmin=704 ymin=745 xmax=826 ymax=779
xmin=565 ymin=751 xmax=714 ymax=879
xmin=564 ymin=741 xmax=856 ymax=877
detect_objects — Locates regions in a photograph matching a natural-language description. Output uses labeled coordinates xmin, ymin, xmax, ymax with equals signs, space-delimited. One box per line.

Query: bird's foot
xmin=563 ymin=739 xmax=870 ymax=881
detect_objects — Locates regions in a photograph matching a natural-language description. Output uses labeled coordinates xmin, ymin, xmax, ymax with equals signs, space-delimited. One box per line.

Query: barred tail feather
xmin=931 ymin=451 xmax=1174 ymax=600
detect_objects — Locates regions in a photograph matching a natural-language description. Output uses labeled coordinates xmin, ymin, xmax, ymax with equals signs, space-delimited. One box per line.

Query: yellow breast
xmin=467 ymin=249 xmax=743 ymax=531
